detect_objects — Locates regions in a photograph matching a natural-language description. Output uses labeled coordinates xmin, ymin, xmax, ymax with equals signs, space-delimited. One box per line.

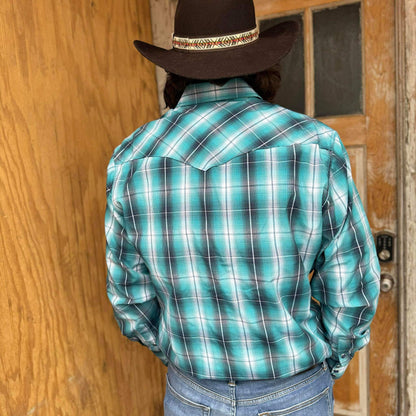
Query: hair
xmin=163 ymin=64 xmax=281 ymax=109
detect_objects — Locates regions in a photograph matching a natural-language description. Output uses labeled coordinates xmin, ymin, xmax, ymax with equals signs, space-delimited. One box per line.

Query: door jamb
xmin=148 ymin=0 xmax=415 ymax=413
xmin=396 ymin=0 xmax=416 ymax=414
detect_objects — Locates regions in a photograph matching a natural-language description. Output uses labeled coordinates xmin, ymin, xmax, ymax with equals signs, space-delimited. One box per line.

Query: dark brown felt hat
xmin=134 ymin=0 xmax=299 ymax=80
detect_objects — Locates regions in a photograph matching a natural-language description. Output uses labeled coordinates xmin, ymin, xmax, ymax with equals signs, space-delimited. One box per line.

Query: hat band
xmin=172 ymin=27 xmax=259 ymax=51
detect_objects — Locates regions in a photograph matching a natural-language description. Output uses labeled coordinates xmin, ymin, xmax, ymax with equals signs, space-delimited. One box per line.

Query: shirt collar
xmin=176 ymin=78 xmax=262 ymax=107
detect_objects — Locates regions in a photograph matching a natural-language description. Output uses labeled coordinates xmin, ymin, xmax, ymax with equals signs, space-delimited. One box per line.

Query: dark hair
xmin=163 ymin=64 xmax=281 ymax=109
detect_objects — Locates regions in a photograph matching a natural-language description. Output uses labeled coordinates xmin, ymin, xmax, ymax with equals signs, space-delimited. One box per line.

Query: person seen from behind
xmin=105 ymin=1 xmax=381 ymax=414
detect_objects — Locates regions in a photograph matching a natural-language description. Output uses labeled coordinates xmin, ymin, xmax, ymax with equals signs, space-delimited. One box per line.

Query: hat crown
xmin=174 ymin=0 xmax=256 ymax=38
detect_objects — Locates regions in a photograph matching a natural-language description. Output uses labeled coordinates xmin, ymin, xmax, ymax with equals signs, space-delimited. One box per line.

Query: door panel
xmin=256 ymin=0 xmax=398 ymax=415
xmin=150 ymin=0 xmax=398 ymax=413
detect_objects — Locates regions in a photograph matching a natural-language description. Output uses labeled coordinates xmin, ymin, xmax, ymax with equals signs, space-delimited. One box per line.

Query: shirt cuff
xmin=326 ymin=353 xmax=352 ymax=379
xmin=326 ymin=331 xmax=371 ymax=378
xmin=149 ymin=342 xmax=169 ymax=366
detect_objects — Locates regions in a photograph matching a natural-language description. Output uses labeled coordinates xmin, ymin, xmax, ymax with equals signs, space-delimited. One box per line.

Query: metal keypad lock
xmin=375 ymin=232 xmax=394 ymax=263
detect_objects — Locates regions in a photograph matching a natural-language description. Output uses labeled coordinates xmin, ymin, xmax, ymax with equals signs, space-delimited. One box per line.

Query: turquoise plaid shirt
xmin=105 ymin=78 xmax=380 ymax=380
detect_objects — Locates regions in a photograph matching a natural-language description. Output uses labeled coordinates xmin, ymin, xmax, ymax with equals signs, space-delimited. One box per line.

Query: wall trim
xmin=397 ymin=0 xmax=416 ymax=414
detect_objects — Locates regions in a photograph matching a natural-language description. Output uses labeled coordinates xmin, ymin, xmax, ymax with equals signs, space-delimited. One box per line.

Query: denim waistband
xmin=167 ymin=361 xmax=327 ymax=405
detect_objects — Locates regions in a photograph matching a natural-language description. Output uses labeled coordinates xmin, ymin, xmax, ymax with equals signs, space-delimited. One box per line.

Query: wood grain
xmin=0 ymin=1 xmax=166 ymax=415
xmin=333 ymin=339 xmax=361 ymax=414
xmin=334 ymin=147 xmax=367 ymax=415
xmin=398 ymin=0 xmax=416 ymax=413
xmin=254 ymin=0 xmax=361 ymax=17
xmin=317 ymin=115 xmax=367 ymax=146
xmin=304 ymin=8 xmax=315 ymax=117
xmin=364 ymin=0 xmax=398 ymax=414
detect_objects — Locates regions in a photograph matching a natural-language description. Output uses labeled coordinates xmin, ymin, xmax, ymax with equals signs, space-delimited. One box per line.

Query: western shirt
xmin=105 ymin=78 xmax=380 ymax=380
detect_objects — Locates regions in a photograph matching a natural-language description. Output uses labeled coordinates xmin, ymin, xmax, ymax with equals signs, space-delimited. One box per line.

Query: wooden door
xmin=254 ymin=0 xmax=398 ymax=414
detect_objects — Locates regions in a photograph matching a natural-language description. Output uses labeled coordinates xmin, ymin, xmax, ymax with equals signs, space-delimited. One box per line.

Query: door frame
xmin=396 ymin=0 xmax=416 ymax=414
xmin=147 ymin=0 xmax=416 ymax=413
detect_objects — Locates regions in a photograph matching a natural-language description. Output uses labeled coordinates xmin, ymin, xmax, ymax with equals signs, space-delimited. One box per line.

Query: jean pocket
xmin=258 ymin=386 xmax=331 ymax=416
xmin=164 ymin=375 xmax=211 ymax=416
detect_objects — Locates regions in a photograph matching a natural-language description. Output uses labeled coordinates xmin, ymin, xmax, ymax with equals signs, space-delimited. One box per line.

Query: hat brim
xmin=133 ymin=21 xmax=299 ymax=80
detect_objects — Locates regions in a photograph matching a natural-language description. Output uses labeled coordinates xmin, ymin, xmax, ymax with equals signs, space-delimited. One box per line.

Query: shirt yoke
xmin=111 ymin=100 xmax=338 ymax=173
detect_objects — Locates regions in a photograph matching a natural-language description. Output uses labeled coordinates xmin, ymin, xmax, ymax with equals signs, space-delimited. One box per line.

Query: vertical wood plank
xmin=0 ymin=0 xmax=165 ymax=414
xmin=149 ymin=0 xmax=178 ymax=114
xmin=303 ymin=8 xmax=315 ymax=117
xmin=398 ymin=0 xmax=416 ymax=414
xmin=333 ymin=147 xmax=367 ymax=415
xmin=364 ymin=0 xmax=398 ymax=414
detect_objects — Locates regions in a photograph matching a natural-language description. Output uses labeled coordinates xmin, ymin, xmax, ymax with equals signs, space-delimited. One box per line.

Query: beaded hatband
xmin=172 ymin=26 xmax=259 ymax=50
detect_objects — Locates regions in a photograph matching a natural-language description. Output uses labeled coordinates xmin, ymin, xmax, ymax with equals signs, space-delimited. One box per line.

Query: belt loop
xmin=228 ymin=378 xmax=236 ymax=414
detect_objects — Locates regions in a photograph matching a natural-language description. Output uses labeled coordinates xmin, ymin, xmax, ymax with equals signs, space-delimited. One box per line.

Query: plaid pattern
xmin=105 ymin=79 xmax=380 ymax=380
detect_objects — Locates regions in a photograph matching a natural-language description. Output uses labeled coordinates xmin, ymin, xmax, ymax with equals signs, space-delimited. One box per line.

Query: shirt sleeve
xmin=311 ymin=133 xmax=380 ymax=379
xmin=105 ymin=161 xmax=168 ymax=365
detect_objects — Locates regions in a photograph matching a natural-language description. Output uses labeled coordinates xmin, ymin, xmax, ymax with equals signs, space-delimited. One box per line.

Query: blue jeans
xmin=164 ymin=361 xmax=334 ymax=416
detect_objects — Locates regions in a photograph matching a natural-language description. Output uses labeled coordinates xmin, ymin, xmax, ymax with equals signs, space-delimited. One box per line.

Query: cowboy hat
xmin=134 ymin=0 xmax=299 ymax=80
